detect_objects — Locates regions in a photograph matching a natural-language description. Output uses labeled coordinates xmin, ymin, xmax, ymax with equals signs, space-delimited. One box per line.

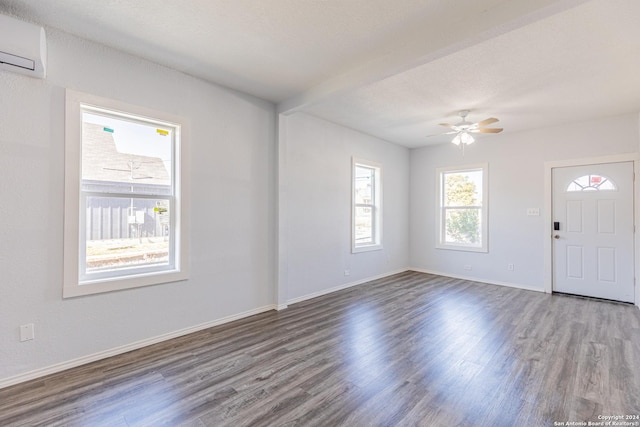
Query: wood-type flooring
xmin=1 ymin=271 xmax=640 ymax=426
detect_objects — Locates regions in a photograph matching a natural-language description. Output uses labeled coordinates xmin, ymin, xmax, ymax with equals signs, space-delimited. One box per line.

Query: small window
xmin=436 ymin=164 xmax=488 ymax=252
xmin=567 ymin=174 xmax=616 ymax=192
xmin=64 ymin=90 xmax=189 ymax=297
xmin=352 ymin=159 xmax=382 ymax=253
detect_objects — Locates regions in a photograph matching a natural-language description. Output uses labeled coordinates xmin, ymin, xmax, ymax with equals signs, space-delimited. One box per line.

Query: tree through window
xmin=437 ymin=164 xmax=488 ymax=252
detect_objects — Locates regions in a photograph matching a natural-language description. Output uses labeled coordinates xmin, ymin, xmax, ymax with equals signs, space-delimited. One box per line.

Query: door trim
xmin=544 ymin=153 xmax=640 ymax=308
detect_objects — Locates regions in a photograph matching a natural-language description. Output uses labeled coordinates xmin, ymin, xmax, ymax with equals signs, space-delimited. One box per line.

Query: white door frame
xmin=544 ymin=153 xmax=640 ymax=308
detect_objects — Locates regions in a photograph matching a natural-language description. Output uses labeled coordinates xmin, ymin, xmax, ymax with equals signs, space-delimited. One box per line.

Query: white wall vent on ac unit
xmin=0 ymin=13 xmax=47 ymax=78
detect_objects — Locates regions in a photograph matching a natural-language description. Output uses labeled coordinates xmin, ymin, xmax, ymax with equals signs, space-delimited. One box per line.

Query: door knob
xmin=554 ymin=234 xmax=560 ymax=239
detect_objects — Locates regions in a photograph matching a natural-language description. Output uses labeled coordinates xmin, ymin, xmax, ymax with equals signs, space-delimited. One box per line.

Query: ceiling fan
xmin=430 ymin=110 xmax=503 ymax=146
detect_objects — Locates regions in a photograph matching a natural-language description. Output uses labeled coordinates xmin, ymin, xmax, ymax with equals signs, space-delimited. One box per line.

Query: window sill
xmin=436 ymin=244 xmax=488 ymax=253
xmin=352 ymin=244 xmax=383 ymax=254
xmin=63 ymin=269 xmax=188 ymax=298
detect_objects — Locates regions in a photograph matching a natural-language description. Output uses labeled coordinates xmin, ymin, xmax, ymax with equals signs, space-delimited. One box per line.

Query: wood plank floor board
xmin=124 ymin=384 xmax=239 ymax=427
xmin=273 ymin=379 xmax=358 ymax=427
xmin=617 ymin=338 xmax=640 ymax=410
xmin=192 ymin=349 xmax=345 ymax=426
xmin=294 ymin=374 xmax=398 ymax=427
xmin=2 ymin=271 xmax=640 ymax=426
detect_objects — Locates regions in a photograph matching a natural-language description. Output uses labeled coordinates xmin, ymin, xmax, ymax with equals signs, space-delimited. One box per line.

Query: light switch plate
xmin=20 ymin=323 xmax=34 ymax=342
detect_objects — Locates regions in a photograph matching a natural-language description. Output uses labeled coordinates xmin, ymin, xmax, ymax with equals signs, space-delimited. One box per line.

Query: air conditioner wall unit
xmin=0 ymin=13 xmax=47 ymax=78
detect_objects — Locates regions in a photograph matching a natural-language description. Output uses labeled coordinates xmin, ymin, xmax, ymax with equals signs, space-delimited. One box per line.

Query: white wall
xmin=279 ymin=113 xmax=410 ymax=303
xmin=410 ymin=113 xmax=639 ymax=291
xmin=0 ymin=28 xmax=276 ymax=384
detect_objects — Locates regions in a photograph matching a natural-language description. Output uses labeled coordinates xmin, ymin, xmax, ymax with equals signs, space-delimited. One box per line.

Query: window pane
xmin=567 ymin=174 xmax=616 ymax=192
xmin=354 ymin=165 xmax=374 ymax=204
xmin=354 ymin=206 xmax=373 ymax=244
xmin=444 ymin=208 xmax=481 ymax=245
xmin=81 ymin=111 xmax=172 ymax=195
xmin=84 ymin=196 xmax=171 ymax=276
xmin=443 ymin=170 xmax=482 ymax=207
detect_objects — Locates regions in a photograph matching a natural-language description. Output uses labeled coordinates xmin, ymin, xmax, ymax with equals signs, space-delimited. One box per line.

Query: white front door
xmin=552 ymin=162 xmax=634 ymax=303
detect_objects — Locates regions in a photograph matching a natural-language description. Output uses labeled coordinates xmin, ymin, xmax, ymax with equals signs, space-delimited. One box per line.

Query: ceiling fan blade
xmin=473 ymin=127 xmax=503 ymax=133
xmin=439 ymin=123 xmax=456 ymax=129
xmin=426 ymin=130 xmax=457 ymax=138
xmin=476 ymin=117 xmax=499 ymax=127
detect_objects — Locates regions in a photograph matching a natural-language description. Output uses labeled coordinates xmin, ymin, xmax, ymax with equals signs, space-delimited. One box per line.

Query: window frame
xmin=352 ymin=158 xmax=382 ymax=253
xmin=63 ymin=89 xmax=189 ymax=298
xmin=436 ymin=163 xmax=488 ymax=253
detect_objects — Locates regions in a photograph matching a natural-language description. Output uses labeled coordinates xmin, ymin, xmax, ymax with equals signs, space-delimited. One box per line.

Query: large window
xmin=436 ymin=164 xmax=488 ymax=252
xmin=64 ymin=90 xmax=188 ymax=297
xmin=352 ymin=158 xmax=382 ymax=253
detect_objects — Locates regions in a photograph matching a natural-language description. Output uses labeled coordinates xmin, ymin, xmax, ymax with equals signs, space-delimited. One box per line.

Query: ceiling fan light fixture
xmin=452 ymin=131 xmax=474 ymax=146
xmin=430 ymin=111 xmax=501 ymax=154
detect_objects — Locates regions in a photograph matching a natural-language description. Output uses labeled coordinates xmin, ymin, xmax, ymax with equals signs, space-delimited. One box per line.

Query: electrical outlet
xmin=463 ymin=265 xmax=472 ymax=271
xmin=508 ymin=264 xmax=514 ymax=271
xmin=20 ymin=323 xmax=34 ymax=342
xmin=344 ymin=269 xmax=350 ymax=276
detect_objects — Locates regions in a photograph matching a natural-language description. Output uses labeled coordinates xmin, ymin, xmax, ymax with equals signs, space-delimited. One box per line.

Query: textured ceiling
xmin=1 ymin=0 xmax=639 ymax=148
xmin=303 ymin=0 xmax=640 ymax=147
xmin=0 ymin=0 xmax=512 ymax=102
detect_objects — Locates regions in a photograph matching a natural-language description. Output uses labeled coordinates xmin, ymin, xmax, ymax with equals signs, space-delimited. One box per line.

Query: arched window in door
xmin=567 ymin=174 xmax=616 ymax=192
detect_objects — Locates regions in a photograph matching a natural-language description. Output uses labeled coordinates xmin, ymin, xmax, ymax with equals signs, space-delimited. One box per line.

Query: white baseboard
xmin=286 ymin=268 xmax=410 ymax=305
xmin=409 ymin=267 xmax=545 ymax=293
xmin=0 ymin=304 xmax=277 ymax=390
